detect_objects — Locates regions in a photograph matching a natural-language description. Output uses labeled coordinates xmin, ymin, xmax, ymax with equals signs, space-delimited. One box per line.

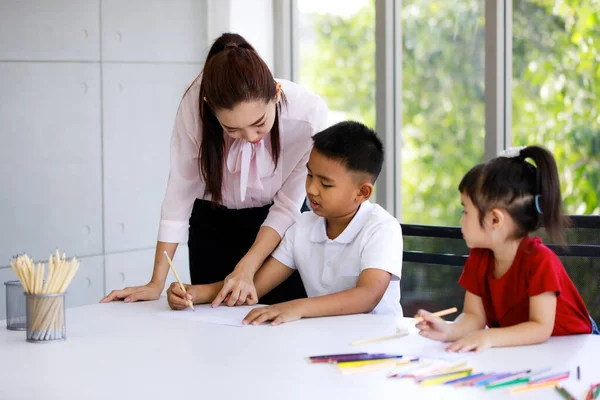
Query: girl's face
xmin=215 ymin=99 xmax=277 ymax=143
xmin=460 ymin=193 xmax=492 ymax=249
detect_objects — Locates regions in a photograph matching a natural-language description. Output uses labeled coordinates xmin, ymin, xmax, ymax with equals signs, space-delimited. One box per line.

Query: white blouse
xmin=158 ymin=75 xmax=329 ymax=243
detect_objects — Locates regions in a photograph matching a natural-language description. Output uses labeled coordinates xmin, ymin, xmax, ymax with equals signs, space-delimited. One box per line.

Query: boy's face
xmin=306 ymin=149 xmax=368 ymax=219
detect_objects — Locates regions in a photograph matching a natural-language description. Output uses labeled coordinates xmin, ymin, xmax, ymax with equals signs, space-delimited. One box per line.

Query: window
xmin=401 ymin=0 xmax=485 ymax=224
xmin=296 ymin=0 xmax=376 ymax=127
xmin=512 ymin=0 xmax=600 ymax=215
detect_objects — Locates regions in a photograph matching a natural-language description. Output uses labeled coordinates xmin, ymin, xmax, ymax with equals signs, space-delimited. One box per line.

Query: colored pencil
xmin=339 ymin=358 xmax=419 ymax=375
xmin=529 ymin=371 xmax=570 ymax=384
xmin=309 ymin=352 xmax=368 ymax=360
xmin=335 ymin=355 xmax=403 ymax=364
xmin=420 ymin=370 xmax=473 ymax=386
xmin=337 ymin=357 xmax=405 ymax=368
xmin=555 ymin=386 xmax=576 ymax=400
xmin=511 ymin=380 xmax=561 ymax=393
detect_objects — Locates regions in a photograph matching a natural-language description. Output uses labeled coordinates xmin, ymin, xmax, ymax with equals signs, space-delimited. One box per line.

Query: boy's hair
xmin=312 ymin=121 xmax=384 ymax=183
xmin=458 ymin=146 xmax=570 ymax=244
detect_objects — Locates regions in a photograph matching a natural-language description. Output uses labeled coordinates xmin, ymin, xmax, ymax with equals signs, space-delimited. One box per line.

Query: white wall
xmin=0 ymin=0 xmax=218 ymax=319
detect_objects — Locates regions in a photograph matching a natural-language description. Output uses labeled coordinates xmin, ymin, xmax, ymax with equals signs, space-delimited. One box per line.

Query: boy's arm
xmin=295 ymin=268 xmax=391 ymax=317
xmin=253 ymin=256 xmax=295 ymax=298
xmin=243 ymin=268 xmax=392 ymax=325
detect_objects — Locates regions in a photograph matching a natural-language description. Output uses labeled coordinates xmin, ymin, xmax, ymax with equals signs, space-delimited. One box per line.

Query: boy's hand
xmin=446 ymin=329 xmax=492 ymax=352
xmin=166 ymin=282 xmax=197 ymax=310
xmin=414 ymin=309 xmax=454 ymax=342
xmin=242 ymin=301 xmax=302 ymax=326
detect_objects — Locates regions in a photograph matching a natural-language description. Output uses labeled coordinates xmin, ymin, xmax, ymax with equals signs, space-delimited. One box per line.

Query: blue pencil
xmin=476 ymin=372 xmax=513 ymax=386
xmin=444 ymin=372 xmax=486 ymax=385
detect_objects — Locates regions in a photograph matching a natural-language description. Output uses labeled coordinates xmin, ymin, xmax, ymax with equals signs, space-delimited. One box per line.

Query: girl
xmin=101 ymin=33 xmax=328 ymax=307
xmin=416 ymin=145 xmax=598 ymax=352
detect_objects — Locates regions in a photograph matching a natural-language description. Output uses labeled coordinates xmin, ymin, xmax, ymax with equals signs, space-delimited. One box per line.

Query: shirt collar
xmin=309 ymin=201 xmax=375 ymax=244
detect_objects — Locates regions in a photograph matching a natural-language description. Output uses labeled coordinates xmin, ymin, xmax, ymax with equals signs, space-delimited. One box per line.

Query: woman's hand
xmin=211 ymin=267 xmax=258 ymax=307
xmin=100 ymin=281 xmax=163 ymax=303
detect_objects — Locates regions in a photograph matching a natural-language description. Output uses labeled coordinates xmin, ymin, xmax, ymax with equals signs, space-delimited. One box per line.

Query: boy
xmin=167 ymin=121 xmax=403 ymax=325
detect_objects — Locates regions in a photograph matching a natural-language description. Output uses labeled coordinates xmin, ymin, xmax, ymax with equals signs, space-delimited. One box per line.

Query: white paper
xmin=155 ymin=304 xmax=263 ymax=327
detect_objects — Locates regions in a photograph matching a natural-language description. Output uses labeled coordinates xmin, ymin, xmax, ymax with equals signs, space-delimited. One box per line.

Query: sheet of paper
xmin=155 ymin=304 xmax=263 ymax=327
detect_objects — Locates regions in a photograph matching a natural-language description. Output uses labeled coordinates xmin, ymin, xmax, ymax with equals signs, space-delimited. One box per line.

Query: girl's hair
xmin=458 ymin=146 xmax=570 ymax=244
xmin=199 ymin=33 xmax=284 ymax=204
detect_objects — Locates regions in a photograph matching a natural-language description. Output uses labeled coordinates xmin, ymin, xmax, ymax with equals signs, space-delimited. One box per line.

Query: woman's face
xmin=215 ymin=100 xmax=277 ymax=143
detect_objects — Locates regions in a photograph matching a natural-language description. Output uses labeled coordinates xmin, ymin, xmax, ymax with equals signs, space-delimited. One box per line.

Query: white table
xmin=1 ymin=300 xmax=599 ymax=400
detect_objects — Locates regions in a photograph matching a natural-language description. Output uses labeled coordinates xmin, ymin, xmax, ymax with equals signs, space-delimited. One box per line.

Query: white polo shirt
xmin=272 ymin=201 xmax=403 ymax=316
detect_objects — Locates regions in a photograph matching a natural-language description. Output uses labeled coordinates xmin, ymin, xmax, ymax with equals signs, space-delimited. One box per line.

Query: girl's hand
xmin=414 ymin=309 xmax=454 ymax=342
xmin=446 ymin=330 xmax=492 ymax=352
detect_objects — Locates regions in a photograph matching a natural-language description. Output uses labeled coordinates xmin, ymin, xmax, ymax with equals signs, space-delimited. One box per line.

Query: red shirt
xmin=458 ymin=236 xmax=592 ymax=335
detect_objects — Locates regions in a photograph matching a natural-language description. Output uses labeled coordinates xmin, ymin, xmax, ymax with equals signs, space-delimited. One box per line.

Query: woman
xmin=101 ymin=33 xmax=328 ymax=306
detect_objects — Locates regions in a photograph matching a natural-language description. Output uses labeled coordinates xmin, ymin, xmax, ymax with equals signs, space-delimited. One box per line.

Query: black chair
xmin=400 ymin=216 xmax=600 ymax=322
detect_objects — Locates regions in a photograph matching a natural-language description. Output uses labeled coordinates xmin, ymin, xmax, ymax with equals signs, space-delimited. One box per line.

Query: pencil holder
xmin=5 ymin=280 xmax=26 ymax=330
xmin=25 ymin=292 xmax=66 ymax=343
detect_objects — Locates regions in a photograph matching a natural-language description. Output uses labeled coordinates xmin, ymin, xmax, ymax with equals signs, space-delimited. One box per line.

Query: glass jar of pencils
xmin=25 ymin=292 xmax=66 ymax=343
xmin=4 ymin=280 xmax=26 ymax=330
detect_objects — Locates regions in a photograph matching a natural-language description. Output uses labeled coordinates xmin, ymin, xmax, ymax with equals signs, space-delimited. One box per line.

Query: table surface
xmin=1 ymin=300 xmax=599 ymax=400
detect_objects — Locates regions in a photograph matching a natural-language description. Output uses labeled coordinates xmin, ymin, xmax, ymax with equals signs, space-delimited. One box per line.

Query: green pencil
xmin=485 ymin=377 xmax=529 ymax=390
xmin=555 ymin=386 xmax=575 ymax=400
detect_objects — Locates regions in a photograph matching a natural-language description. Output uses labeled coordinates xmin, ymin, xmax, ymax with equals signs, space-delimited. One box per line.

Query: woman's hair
xmin=458 ymin=146 xmax=570 ymax=244
xmin=199 ymin=33 xmax=284 ymax=203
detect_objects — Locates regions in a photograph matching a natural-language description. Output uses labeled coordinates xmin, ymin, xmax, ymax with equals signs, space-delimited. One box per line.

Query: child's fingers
xmin=242 ymin=308 xmax=262 ymax=325
xmin=253 ymin=310 xmax=278 ymax=326
xmin=271 ymin=314 xmax=287 ymax=326
xmin=170 ymin=282 xmax=186 ymax=298
xmin=414 ymin=309 xmax=430 ymax=318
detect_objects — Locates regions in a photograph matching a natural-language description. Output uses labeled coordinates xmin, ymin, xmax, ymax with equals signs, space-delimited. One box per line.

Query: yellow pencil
xmin=419 ymin=370 xmax=473 ymax=386
xmin=339 ymin=359 xmax=417 ymax=375
xmin=163 ymin=251 xmax=194 ymax=311
xmin=338 ymin=358 xmax=405 ymax=368
xmin=510 ymin=380 xmax=559 ymax=393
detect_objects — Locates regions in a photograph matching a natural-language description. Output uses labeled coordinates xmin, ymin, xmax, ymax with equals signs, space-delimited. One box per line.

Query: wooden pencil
xmin=163 ymin=251 xmax=194 ymax=311
xmin=414 ymin=307 xmax=459 ymax=323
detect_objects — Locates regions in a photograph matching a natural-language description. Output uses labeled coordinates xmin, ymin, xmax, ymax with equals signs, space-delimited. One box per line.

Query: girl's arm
xmin=447 ymin=291 xmax=556 ymax=352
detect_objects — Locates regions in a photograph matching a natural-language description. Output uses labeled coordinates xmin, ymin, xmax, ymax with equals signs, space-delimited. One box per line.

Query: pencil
xmin=414 ymin=307 xmax=458 ymax=323
xmin=163 ymin=251 xmax=194 ymax=311
xmin=510 ymin=380 xmax=559 ymax=393
xmin=351 ymin=330 xmax=409 ymax=346
xmin=577 ymin=365 xmax=581 ymax=380
xmin=555 ymin=386 xmax=576 ymax=400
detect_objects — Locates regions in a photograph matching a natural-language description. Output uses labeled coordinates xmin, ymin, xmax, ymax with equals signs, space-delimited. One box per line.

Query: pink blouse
xmin=157 ymin=75 xmax=329 ymax=243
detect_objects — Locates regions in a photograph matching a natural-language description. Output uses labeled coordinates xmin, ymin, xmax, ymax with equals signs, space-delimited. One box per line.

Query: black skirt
xmin=188 ymin=199 xmax=307 ymax=305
